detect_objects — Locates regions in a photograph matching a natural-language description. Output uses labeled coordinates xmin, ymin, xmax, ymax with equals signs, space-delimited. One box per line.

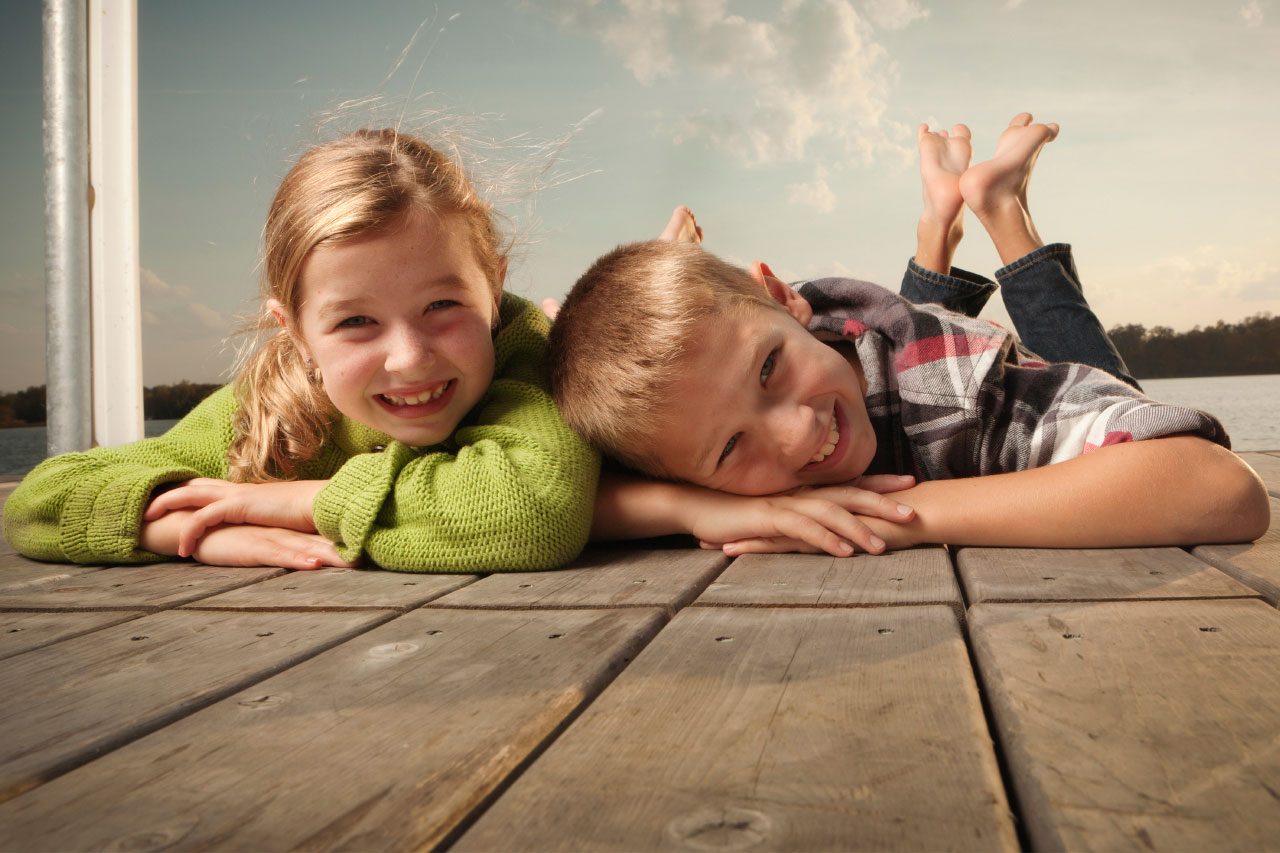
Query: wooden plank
xmin=1239 ymin=451 xmax=1280 ymax=496
xmin=969 ymin=599 xmax=1280 ymax=851
xmin=0 ymin=562 xmax=286 ymax=610
xmin=1193 ymin=495 xmax=1280 ymax=606
xmin=0 ymin=608 xmax=391 ymax=804
xmin=0 ymin=610 xmax=144 ymax=661
xmin=0 ymin=608 xmax=666 ymax=851
xmin=696 ymin=547 xmax=960 ymax=611
xmin=185 ymin=566 xmax=478 ymax=610
xmin=457 ymin=606 xmax=1017 ymax=852
xmin=433 ymin=545 xmax=727 ymax=611
xmin=957 ymin=546 xmax=1260 ymax=604
xmin=0 ymin=557 xmax=103 ymax=587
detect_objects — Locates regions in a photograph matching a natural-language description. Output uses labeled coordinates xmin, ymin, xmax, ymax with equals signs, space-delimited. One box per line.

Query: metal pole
xmin=42 ymin=0 xmax=93 ymax=455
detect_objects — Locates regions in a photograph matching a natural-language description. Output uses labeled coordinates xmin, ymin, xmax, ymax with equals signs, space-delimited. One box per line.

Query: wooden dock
xmin=1 ymin=452 xmax=1278 ymax=851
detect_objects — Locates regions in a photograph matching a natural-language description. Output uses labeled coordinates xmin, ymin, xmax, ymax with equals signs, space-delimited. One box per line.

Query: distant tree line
xmin=1107 ymin=313 xmax=1279 ymax=380
xmin=0 ymin=381 xmax=222 ymax=427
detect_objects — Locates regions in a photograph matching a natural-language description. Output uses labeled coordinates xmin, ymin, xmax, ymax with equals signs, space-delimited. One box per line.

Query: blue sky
xmin=2 ymin=0 xmax=1277 ymax=391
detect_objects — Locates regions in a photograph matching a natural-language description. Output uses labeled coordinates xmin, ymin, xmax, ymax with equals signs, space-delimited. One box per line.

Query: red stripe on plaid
xmin=1083 ymin=431 xmax=1134 ymax=453
xmin=894 ymin=334 xmax=1004 ymax=371
xmin=842 ymin=318 xmax=869 ymax=337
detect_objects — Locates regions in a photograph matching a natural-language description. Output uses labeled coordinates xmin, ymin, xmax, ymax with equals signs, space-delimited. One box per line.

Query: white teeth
xmin=382 ymin=383 xmax=449 ymax=406
xmin=810 ymin=420 xmax=840 ymax=464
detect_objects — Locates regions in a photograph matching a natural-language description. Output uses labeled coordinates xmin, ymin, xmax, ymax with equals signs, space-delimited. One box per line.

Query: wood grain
xmin=1239 ymin=451 xmax=1280 ymax=496
xmin=457 ymin=606 xmax=1017 ymax=851
xmin=434 ymin=546 xmax=727 ymax=612
xmin=969 ymin=599 xmax=1280 ymax=851
xmin=956 ymin=547 xmax=1259 ymax=603
xmin=0 ymin=610 xmax=145 ymax=660
xmin=0 ymin=608 xmax=392 ymax=803
xmin=186 ymin=565 xmax=478 ymax=609
xmin=0 ymin=608 xmax=665 ymax=852
xmin=1193 ymin=496 xmax=1280 ymax=606
xmin=0 ymin=562 xmax=285 ymax=609
xmin=696 ymin=547 xmax=960 ymax=611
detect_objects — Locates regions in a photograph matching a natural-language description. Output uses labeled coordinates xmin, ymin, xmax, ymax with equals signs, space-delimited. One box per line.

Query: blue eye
xmin=426 ymin=299 xmax=459 ymax=311
xmin=719 ymin=434 xmax=739 ymax=463
xmin=761 ymin=350 xmax=777 ymax=384
xmin=338 ymin=316 xmax=371 ymax=327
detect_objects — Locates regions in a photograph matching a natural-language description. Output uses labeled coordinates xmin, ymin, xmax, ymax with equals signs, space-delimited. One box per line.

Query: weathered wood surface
xmin=457 ymin=605 xmax=1017 ymax=852
xmin=969 ymin=599 xmax=1280 ymax=851
xmin=0 ymin=608 xmax=665 ymax=852
xmin=695 ymin=546 xmax=961 ymax=613
xmin=956 ymin=546 xmax=1260 ymax=603
xmin=0 ymin=451 xmax=1277 ymax=850
xmin=187 ymin=565 xmax=478 ymax=610
xmin=433 ymin=545 xmax=727 ymax=612
xmin=0 ymin=608 xmax=392 ymax=804
xmin=0 ymin=562 xmax=284 ymax=610
xmin=1239 ymin=451 xmax=1280 ymax=497
xmin=1193 ymin=496 xmax=1280 ymax=606
xmin=0 ymin=609 xmax=144 ymax=660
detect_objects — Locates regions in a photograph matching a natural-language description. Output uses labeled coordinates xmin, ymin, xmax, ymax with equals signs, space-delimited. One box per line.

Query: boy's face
xmin=652 ymin=282 xmax=877 ymax=496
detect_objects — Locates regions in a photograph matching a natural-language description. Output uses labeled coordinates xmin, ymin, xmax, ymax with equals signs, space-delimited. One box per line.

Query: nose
xmin=764 ymin=402 xmax=819 ymax=465
xmin=383 ymin=324 xmax=434 ymax=377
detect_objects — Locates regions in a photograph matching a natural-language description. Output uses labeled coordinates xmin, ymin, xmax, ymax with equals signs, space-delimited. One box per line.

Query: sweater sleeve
xmin=2 ymin=386 xmax=239 ymax=564
xmin=312 ymin=295 xmax=601 ymax=572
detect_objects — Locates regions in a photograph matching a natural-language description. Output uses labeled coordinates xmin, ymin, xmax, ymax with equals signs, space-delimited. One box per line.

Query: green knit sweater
xmin=2 ymin=294 xmax=600 ymax=572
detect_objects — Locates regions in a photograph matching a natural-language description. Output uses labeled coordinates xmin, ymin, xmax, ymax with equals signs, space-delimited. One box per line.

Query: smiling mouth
xmin=810 ymin=417 xmax=840 ymax=464
xmin=379 ymin=381 xmax=451 ymax=407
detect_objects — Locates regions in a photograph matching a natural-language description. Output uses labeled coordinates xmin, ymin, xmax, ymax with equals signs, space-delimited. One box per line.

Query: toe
xmin=1009 ymin=112 xmax=1033 ymax=127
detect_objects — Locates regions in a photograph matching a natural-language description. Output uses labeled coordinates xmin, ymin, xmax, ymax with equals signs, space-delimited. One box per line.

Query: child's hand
xmin=144 ymin=478 xmax=328 ymax=558
xmin=141 ymin=509 xmax=355 ymax=570
xmin=191 ymin=523 xmax=356 ymax=570
xmin=687 ymin=475 xmax=917 ymax=558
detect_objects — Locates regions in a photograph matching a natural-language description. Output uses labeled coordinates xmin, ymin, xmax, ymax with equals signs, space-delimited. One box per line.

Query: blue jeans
xmin=899 ymin=242 xmax=1140 ymax=390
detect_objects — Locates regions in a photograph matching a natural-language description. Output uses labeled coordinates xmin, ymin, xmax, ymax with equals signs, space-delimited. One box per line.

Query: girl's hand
xmin=141 ymin=509 xmax=356 ymax=570
xmin=687 ymin=476 xmax=918 ymax=558
xmin=144 ymin=478 xmax=328 ymax=558
xmin=191 ymin=524 xmax=357 ymax=570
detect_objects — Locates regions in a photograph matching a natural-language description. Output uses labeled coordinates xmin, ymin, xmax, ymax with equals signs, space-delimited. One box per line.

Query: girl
xmin=3 ymin=129 xmax=601 ymax=572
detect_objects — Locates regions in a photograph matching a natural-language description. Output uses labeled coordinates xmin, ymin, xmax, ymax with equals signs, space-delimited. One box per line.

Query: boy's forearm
xmin=590 ymin=472 xmax=693 ymax=540
xmin=881 ymin=436 xmax=1269 ymax=549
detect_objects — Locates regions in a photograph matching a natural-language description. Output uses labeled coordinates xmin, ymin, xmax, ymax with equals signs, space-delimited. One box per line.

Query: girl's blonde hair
xmin=228 ymin=128 xmax=508 ymax=482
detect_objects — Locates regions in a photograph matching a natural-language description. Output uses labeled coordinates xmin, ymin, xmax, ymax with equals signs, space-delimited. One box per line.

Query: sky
xmin=1 ymin=0 xmax=1277 ymax=392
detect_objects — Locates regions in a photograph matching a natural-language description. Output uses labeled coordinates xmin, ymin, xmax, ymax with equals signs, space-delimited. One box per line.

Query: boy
xmin=550 ymin=114 xmax=1269 ymax=555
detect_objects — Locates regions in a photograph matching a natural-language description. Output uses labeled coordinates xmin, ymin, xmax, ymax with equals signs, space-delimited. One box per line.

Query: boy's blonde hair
xmin=228 ymin=129 xmax=508 ymax=482
xmin=547 ymin=240 xmax=779 ymax=476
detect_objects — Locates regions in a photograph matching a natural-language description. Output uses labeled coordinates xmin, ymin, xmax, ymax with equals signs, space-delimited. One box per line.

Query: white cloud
xmin=1240 ymin=1 xmax=1265 ymax=27
xmin=546 ymin=0 xmax=917 ymax=169
xmin=864 ymin=0 xmax=930 ymax=30
xmin=140 ymin=268 xmax=192 ymax=299
xmin=787 ymin=171 xmax=837 ymax=212
xmin=189 ymin=302 xmax=229 ymax=331
xmin=1140 ymin=247 xmax=1279 ymax=302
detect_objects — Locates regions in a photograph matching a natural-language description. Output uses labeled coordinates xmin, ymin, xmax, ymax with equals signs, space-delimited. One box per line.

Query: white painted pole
xmin=42 ymin=0 xmax=93 ymax=456
xmin=88 ymin=0 xmax=144 ymax=445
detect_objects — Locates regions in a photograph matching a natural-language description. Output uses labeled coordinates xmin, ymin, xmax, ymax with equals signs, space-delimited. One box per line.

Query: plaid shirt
xmin=798 ymin=277 xmax=1229 ymax=480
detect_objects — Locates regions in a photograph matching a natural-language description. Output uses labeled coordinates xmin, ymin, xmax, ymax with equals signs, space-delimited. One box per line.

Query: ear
xmin=749 ymin=261 xmax=812 ymax=326
xmin=267 ymin=298 xmax=312 ymax=363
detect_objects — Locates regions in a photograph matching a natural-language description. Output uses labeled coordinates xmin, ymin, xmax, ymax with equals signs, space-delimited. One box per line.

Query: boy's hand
xmin=689 ymin=475 xmax=917 ymax=558
xmin=144 ymin=478 xmax=327 ymax=558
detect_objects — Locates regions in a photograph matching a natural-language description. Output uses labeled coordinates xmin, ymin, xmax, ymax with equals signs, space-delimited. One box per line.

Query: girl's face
xmin=281 ymin=207 xmax=500 ymax=448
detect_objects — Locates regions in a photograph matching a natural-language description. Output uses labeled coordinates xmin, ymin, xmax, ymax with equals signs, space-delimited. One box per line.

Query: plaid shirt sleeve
xmin=799 ymin=276 xmax=1229 ymax=480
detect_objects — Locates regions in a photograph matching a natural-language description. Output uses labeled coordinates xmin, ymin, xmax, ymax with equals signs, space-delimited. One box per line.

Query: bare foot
xmin=659 ymin=205 xmax=703 ymax=244
xmin=959 ymin=112 xmax=1058 ymax=264
xmin=915 ymin=123 xmax=972 ymax=274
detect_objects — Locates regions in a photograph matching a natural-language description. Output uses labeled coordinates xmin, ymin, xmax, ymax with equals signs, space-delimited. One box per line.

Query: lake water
xmin=2 ymin=375 xmax=1277 ymax=477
